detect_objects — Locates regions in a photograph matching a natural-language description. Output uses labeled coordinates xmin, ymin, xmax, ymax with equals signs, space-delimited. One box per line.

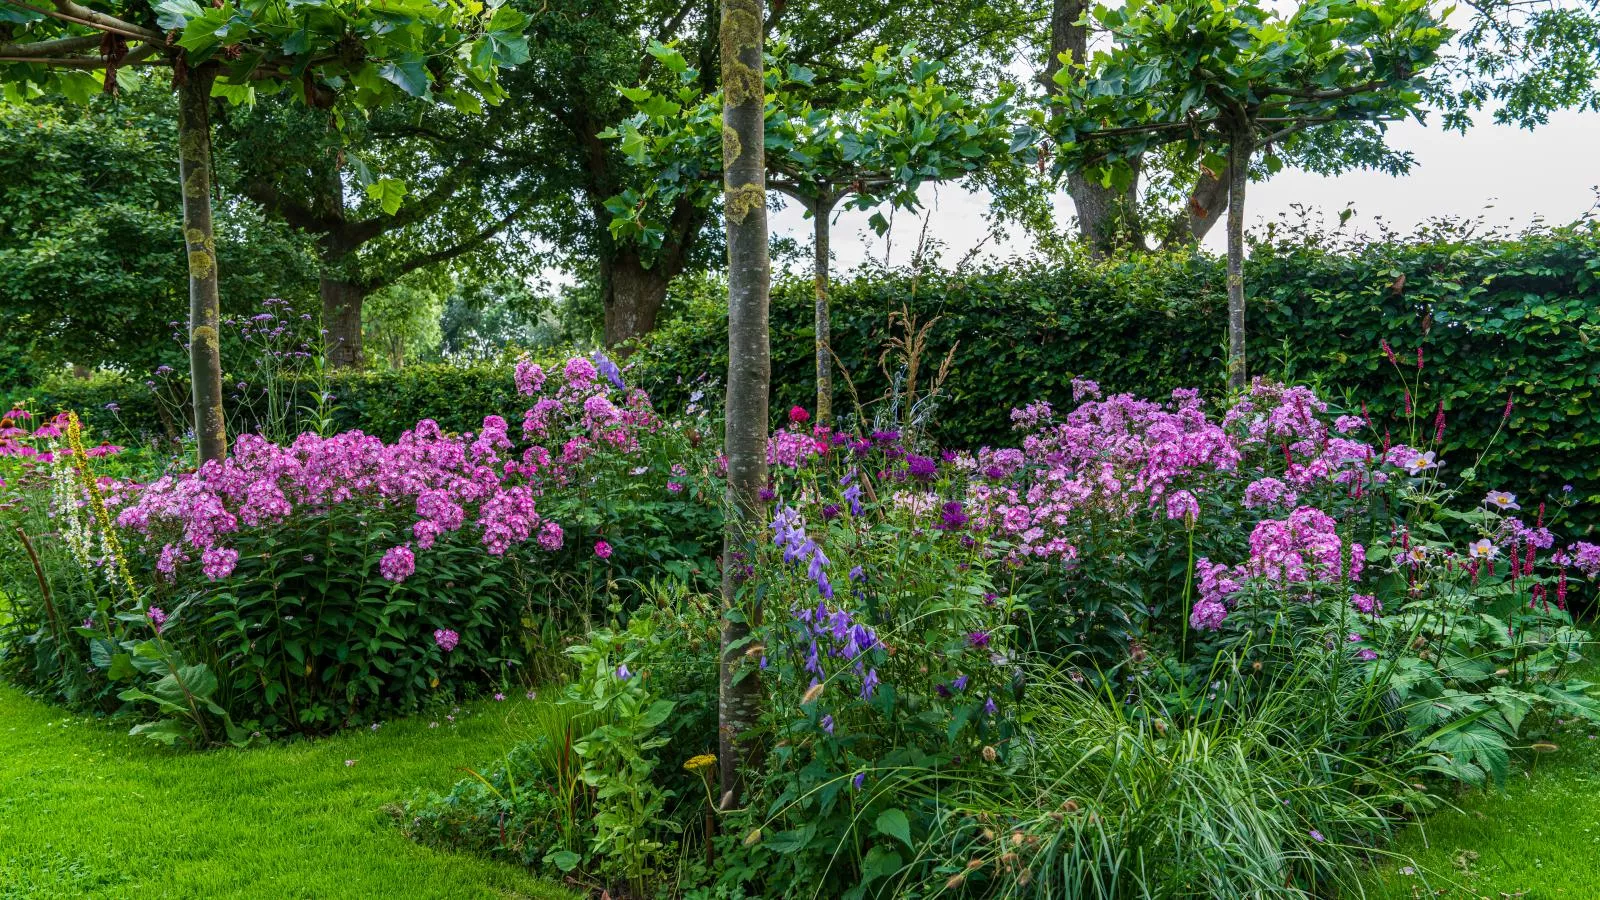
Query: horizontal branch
xmin=0 ymin=39 xmax=162 ymax=69
xmin=0 ymin=33 xmax=100 ymax=57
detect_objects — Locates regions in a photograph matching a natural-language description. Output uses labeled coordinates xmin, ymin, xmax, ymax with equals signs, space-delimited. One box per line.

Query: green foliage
xmin=1047 ymin=0 xmax=1452 ymax=185
xmin=1442 ymin=0 xmax=1600 ymax=130
xmin=632 ymin=223 xmax=1600 ymax=526
xmin=931 ymin=666 xmax=1412 ymax=898
xmin=0 ymin=89 xmax=317 ymax=377
xmin=405 ymin=591 xmax=721 ymax=895
xmin=605 ymin=43 xmax=1030 ymax=250
xmin=1 ymin=0 xmax=528 ymax=113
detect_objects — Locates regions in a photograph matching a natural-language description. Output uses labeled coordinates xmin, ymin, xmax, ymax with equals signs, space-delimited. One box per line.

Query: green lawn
xmin=7 ymin=673 xmax=1599 ymax=900
xmin=0 ymin=683 xmax=577 ymax=900
xmin=1367 ymin=716 xmax=1600 ymax=898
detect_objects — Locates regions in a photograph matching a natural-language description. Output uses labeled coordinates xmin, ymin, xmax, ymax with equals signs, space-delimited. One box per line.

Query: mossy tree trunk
xmin=320 ymin=276 xmax=368 ymax=369
xmin=1225 ymin=126 xmax=1253 ymax=392
xmin=811 ymin=192 xmax=835 ymax=424
xmin=717 ymin=0 xmax=770 ymax=811
xmin=177 ymin=62 xmax=227 ymax=465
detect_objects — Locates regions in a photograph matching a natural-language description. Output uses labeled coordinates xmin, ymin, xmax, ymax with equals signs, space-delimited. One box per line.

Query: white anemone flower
xmin=1483 ymin=490 xmax=1521 ymax=510
xmin=1404 ymin=450 xmax=1439 ymax=475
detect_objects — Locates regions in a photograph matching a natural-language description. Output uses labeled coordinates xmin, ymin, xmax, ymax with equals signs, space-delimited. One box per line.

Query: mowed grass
xmin=1367 ymin=688 xmax=1600 ymax=897
xmin=0 ymin=682 xmax=577 ymax=900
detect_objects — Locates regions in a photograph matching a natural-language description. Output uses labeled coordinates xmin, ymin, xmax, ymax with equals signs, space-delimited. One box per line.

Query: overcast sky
xmin=767 ymin=108 xmax=1600 ymax=274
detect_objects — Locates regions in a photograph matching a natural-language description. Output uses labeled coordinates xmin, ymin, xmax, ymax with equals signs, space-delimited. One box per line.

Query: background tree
xmin=493 ymin=0 xmax=1036 ymax=351
xmin=1440 ymin=0 xmax=1599 ymax=130
xmin=0 ymin=86 xmax=316 ymax=379
xmin=607 ymin=43 xmax=1029 ymax=421
xmin=1049 ymin=0 xmax=1450 ymax=388
xmin=221 ymin=96 xmax=546 ymax=369
xmin=0 ymin=0 xmax=528 ymax=460
xmin=717 ymin=0 xmax=769 ymax=809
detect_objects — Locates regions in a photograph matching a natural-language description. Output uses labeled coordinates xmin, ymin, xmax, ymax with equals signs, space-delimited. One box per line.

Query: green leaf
xmin=874 ymin=808 xmax=914 ymax=850
xmin=545 ymin=849 xmax=581 ymax=872
xmin=365 ymin=178 xmax=408 ymax=215
xmin=378 ymin=58 xmax=431 ymax=98
xmin=153 ymin=0 xmax=204 ymax=31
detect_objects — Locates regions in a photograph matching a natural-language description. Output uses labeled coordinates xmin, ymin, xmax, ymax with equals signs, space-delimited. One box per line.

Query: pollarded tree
xmin=1048 ymin=0 xmax=1450 ymax=389
xmin=717 ymin=0 xmax=769 ymax=809
xmin=606 ymin=44 xmax=1029 ymax=421
xmin=0 ymin=0 xmax=528 ymax=461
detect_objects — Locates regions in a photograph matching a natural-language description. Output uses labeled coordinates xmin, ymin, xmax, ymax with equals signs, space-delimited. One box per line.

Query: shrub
xmin=408 ymin=372 xmax=1600 ymax=896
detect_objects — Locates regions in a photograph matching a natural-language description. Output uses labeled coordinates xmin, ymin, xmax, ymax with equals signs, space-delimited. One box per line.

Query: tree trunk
xmin=602 ymin=252 xmax=673 ymax=350
xmin=1185 ymin=164 xmax=1231 ymax=245
xmin=177 ymin=63 xmax=227 ymax=466
xmin=1225 ymin=130 xmax=1252 ymax=392
xmin=1048 ymin=0 xmax=1142 ymax=255
xmin=320 ymin=277 xmax=367 ymax=369
xmin=718 ymin=0 xmax=770 ymax=812
xmin=812 ymin=195 xmax=834 ymax=423
xmin=1067 ymin=164 xmax=1143 ymax=255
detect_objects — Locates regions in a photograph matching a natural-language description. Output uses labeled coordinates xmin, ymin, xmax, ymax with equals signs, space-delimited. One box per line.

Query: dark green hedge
xmin=630 ymin=225 xmax=1600 ymax=527
xmin=17 ymin=225 xmax=1600 ymax=528
xmin=15 ymin=361 xmax=537 ymax=445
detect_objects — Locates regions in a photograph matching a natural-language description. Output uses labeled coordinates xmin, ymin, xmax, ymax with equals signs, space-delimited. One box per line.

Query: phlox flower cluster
xmin=969 ymin=387 xmax=1239 ymax=562
xmin=1190 ymin=506 xmax=1365 ymax=631
xmin=115 ymin=356 xmax=658 ymax=583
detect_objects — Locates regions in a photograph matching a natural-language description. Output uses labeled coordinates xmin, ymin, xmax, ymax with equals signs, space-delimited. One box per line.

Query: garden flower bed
xmin=5 ymin=351 xmax=1598 ymax=897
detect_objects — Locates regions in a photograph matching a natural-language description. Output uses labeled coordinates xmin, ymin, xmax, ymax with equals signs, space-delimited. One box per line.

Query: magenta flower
xmin=537 ymin=521 xmax=564 ymax=551
xmin=434 ymin=629 xmax=460 ymax=653
xmin=594 ymin=540 xmax=613 ymax=559
xmin=147 ymin=606 xmax=167 ymax=634
xmin=1165 ymin=490 xmax=1199 ymax=525
xmin=201 ymin=546 xmax=239 ymax=581
xmin=379 ymin=545 xmax=416 ymax=583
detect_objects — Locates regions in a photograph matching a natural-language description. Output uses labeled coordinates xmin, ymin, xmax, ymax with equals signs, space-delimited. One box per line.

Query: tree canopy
xmin=1045 ymin=0 xmax=1450 ymax=387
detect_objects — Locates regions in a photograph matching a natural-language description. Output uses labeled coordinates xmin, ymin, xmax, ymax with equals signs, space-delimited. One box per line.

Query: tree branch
xmin=1266 ymin=80 xmax=1385 ymax=101
xmin=2 ymin=0 xmax=163 ymax=42
xmin=638 ymin=0 xmax=695 ymax=81
xmin=0 ymin=39 xmax=161 ymax=68
xmin=0 ymin=33 xmax=100 ymax=57
xmin=376 ymin=197 xmax=532 ymax=287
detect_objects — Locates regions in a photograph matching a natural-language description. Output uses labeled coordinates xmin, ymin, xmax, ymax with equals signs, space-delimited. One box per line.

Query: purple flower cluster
xmin=380 ymin=544 xmax=416 ymax=583
xmin=1190 ymin=506 xmax=1365 ymax=630
xmin=115 ymin=356 xmax=657 ymax=583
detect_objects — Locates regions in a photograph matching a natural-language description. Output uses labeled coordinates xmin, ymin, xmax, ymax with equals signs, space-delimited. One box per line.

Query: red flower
xmin=788 ymin=406 xmax=810 ymax=424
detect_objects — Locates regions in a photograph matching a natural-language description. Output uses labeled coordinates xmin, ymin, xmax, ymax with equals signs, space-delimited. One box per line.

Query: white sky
xmin=768 ymin=108 xmax=1600 ymax=273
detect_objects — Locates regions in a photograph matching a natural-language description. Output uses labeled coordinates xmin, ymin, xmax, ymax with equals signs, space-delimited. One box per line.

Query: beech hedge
xmin=17 ymin=224 xmax=1599 ymax=528
xmin=631 ymin=224 xmax=1600 ymax=527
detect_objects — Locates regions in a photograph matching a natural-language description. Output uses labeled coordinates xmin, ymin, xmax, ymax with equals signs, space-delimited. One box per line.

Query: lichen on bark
xmin=724 ymin=183 xmax=764 ymax=224
xmin=190 ymin=324 xmax=219 ymax=349
xmin=187 ymin=250 xmax=215 ymax=278
xmin=721 ymin=124 xmax=743 ymax=166
xmin=183 ymin=167 xmax=209 ymax=199
xmin=720 ymin=0 xmax=763 ymax=106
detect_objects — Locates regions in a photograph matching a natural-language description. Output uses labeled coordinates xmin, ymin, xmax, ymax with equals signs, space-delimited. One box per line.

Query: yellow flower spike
xmin=66 ymin=412 xmax=141 ymax=605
